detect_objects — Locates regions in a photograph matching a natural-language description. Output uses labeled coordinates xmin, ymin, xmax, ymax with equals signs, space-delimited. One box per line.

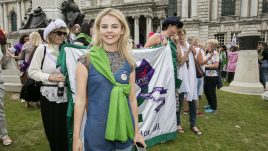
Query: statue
xmin=61 ymin=0 xmax=85 ymax=27
xmin=20 ymin=7 xmax=49 ymax=29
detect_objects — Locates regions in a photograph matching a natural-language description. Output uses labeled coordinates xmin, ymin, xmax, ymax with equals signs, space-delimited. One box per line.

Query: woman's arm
xmin=73 ymin=62 xmax=88 ymax=151
xmin=6 ymin=47 xmax=19 ymax=59
xmin=144 ymin=34 xmax=161 ymax=48
xmin=129 ymin=70 xmax=146 ymax=147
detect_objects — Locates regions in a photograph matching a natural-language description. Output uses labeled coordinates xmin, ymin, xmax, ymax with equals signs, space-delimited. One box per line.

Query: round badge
xmin=121 ymin=73 xmax=127 ymax=81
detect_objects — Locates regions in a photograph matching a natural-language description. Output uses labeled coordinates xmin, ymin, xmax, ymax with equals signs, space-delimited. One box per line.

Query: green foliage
xmin=1 ymin=90 xmax=268 ymax=151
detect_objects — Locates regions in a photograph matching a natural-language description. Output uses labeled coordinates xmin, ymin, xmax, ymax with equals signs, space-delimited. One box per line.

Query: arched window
xmin=221 ymin=0 xmax=235 ymax=16
xmin=11 ymin=11 xmax=17 ymax=31
xmin=263 ymin=0 xmax=268 ymax=13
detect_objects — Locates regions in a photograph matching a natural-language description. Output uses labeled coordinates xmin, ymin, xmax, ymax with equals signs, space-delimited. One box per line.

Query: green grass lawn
xmin=1 ymin=90 xmax=268 ymax=151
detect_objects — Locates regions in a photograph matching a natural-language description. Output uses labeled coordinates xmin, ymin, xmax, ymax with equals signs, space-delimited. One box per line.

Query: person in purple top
xmin=7 ymin=34 xmax=29 ymax=60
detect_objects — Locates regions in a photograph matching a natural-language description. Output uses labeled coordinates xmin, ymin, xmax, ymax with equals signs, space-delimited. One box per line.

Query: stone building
xmin=0 ymin=0 xmax=32 ymax=32
xmin=1 ymin=0 xmax=268 ymax=46
xmin=79 ymin=0 xmax=268 ymax=46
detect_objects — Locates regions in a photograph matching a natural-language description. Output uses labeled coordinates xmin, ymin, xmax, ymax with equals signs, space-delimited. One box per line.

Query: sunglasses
xmin=53 ymin=31 xmax=68 ymax=37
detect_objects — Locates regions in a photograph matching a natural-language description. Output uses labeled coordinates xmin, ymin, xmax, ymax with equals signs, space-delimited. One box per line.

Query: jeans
xmin=0 ymin=83 xmax=7 ymax=137
xmin=176 ymin=92 xmax=197 ymax=128
xmin=197 ymin=78 xmax=204 ymax=96
xmin=115 ymin=145 xmax=133 ymax=151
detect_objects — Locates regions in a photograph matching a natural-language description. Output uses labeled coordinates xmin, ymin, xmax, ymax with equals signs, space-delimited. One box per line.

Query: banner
xmin=58 ymin=42 xmax=177 ymax=149
xmin=133 ymin=43 xmax=177 ymax=147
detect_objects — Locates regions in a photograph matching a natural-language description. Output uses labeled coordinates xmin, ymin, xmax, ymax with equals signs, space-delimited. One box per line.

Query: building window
xmin=221 ymin=0 xmax=236 ymax=16
xmin=231 ymin=32 xmax=239 ymax=46
xmin=215 ymin=33 xmax=225 ymax=46
xmin=259 ymin=32 xmax=266 ymax=44
xmin=168 ymin=0 xmax=177 ymax=16
xmin=11 ymin=11 xmax=17 ymax=31
xmin=263 ymin=0 xmax=268 ymax=13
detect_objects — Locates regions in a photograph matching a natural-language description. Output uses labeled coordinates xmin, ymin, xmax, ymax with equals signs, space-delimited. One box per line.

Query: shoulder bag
xmin=20 ymin=46 xmax=46 ymax=102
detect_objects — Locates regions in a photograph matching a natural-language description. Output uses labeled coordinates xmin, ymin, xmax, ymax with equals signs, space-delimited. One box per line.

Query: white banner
xmin=61 ymin=43 xmax=177 ymax=148
xmin=133 ymin=43 xmax=177 ymax=147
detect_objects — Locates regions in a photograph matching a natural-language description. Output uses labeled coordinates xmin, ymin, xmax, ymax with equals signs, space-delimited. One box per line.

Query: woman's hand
xmin=133 ymin=133 xmax=146 ymax=149
xmin=48 ymin=73 xmax=65 ymax=82
xmin=73 ymin=138 xmax=83 ymax=151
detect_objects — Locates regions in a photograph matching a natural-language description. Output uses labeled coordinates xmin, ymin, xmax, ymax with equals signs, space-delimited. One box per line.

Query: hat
xmin=43 ymin=19 xmax=67 ymax=40
xmin=162 ymin=16 xmax=183 ymax=28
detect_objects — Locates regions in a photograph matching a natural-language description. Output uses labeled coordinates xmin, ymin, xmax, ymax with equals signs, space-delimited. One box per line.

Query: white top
xmin=178 ymin=42 xmax=198 ymax=101
xmin=28 ymin=44 xmax=67 ymax=103
xmin=205 ymin=51 xmax=219 ymax=77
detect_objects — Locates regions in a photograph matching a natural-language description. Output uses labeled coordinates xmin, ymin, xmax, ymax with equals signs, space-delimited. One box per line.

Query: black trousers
xmin=40 ymin=95 xmax=68 ymax=151
xmin=204 ymin=76 xmax=218 ymax=110
xmin=227 ymin=72 xmax=235 ymax=83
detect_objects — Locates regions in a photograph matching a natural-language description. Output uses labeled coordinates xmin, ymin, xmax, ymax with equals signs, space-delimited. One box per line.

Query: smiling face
xmin=99 ymin=14 xmax=123 ymax=51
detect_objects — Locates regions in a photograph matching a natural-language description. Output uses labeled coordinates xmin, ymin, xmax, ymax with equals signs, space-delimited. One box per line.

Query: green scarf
xmin=76 ymin=33 xmax=92 ymax=44
xmin=90 ymin=46 xmax=134 ymax=142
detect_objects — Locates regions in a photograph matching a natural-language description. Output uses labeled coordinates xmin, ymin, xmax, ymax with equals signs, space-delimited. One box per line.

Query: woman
xmin=19 ymin=32 xmax=43 ymax=84
xmin=0 ymin=50 xmax=12 ymax=146
xmin=144 ymin=16 xmax=183 ymax=48
xmin=176 ymin=29 xmax=202 ymax=135
xmin=28 ymin=19 xmax=69 ymax=151
xmin=73 ymin=8 xmax=146 ymax=151
xmin=68 ymin=24 xmax=80 ymax=44
xmin=203 ymin=39 xmax=220 ymax=113
xmin=219 ymin=45 xmax=228 ymax=81
xmin=260 ymin=42 xmax=268 ymax=90
xmin=226 ymin=45 xmax=239 ymax=83
xmin=7 ymin=34 xmax=29 ymax=59
xmin=74 ymin=19 xmax=94 ymax=46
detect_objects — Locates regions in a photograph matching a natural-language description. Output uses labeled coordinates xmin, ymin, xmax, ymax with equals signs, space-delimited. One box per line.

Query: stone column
xmin=191 ymin=0 xmax=197 ymax=18
xmin=222 ymin=32 xmax=263 ymax=95
xmin=3 ymin=3 xmax=8 ymax=32
xmin=211 ymin=1 xmax=218 ymax=20
xmin=146 ymin=15 xmax=152 ymax=40
xmin=21 ymin=0 xmax=25 ymax=21
xmin=16 ymin=0 xmax=22 ymax=30
xmin=133 ymin=15 xmax=140 ymax=45
xmin=181 ymin=0 xmax=188 ymax=19
xmin=250 ymin=0 xmax=258 ymax=16
xmin=240 ymin=0 xmax=249 ymax=17
xmin=0 ymin=3 xmax=3 ymax=29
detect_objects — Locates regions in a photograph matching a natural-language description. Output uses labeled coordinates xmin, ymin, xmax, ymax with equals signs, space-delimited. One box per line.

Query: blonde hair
xmin=207 ymin=39 xmax=219 ymax=50
xmin=47 ymin=27 xmax=69 ymax=44
xmin=177 ymin=28 xmax=186 ymax=41
xmin=92 ymin=8 xmax=135 ymax=68
xmin=29 ymin=31 xmax=43 ymax=47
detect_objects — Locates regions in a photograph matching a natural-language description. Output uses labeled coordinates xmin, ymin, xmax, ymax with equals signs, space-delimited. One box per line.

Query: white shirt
xmin=28 ymin=44 xmax=67 ymax=103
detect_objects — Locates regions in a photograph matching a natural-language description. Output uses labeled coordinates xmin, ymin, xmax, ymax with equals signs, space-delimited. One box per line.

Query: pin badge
xmin=121 ymin=73 xmax=127 ymax=81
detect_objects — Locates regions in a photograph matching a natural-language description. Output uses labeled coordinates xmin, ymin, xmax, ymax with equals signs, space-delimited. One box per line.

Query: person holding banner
xmin=176 ymin=28 xmax=202 ymax=135
xmin=73 ymin=8 xmax=146 ymax=151
xmin=28 ymin=19 xmax=70 ymax=151
xmin=144 ymin=16 xmax=183 ymax=48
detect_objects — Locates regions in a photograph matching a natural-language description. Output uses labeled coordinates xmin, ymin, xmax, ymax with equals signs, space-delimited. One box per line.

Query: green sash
xmin=90 ymin=46 xmax=134 ymax=142
xmin=76 ymin=33 xmax=92 ymax=44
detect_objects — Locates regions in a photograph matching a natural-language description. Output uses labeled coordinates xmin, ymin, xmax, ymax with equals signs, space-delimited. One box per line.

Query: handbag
xmin=20 ymin=46 xmax=46 ymax=102
xmin=194 ymin=57 xmax=205 ymax=78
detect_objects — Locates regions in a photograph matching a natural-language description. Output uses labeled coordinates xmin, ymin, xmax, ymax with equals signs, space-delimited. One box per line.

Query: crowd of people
xmin=0 ymin=6 xmax=265 ymax=151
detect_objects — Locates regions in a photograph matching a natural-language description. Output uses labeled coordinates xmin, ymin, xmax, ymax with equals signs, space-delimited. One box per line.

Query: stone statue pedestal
xmin=221 ymin=33 xmax=263 ymax=95
xmin=32 ymin=0 xmax=63 ymax=20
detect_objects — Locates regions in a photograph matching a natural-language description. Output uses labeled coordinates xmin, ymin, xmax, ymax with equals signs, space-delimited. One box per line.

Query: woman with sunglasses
xmin=28 ymin=19 xmax=69 ymax=151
